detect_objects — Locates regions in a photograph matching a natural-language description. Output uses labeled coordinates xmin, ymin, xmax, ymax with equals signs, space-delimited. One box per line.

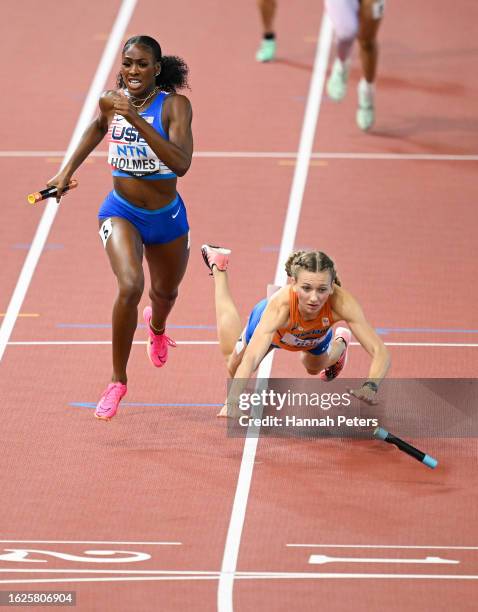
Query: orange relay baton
xmin=27 ymin=179 xmax=78 ymax=204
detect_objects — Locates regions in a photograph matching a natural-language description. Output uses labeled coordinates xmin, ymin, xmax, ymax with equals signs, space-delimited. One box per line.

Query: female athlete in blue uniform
xmin=47 ymin=35 xmax=193 ymax=420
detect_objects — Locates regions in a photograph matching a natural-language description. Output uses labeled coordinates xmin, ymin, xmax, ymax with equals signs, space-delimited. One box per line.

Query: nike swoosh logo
xmin=171 ymin=206 xmax=181 ymax=219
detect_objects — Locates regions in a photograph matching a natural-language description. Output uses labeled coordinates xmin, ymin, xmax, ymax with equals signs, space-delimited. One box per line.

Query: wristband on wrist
xmin=362 ymin=380 xmax=378 ymax=393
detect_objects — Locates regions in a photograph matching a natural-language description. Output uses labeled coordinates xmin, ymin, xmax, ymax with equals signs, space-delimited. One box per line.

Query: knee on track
xmin=305 ymin=368 xmax=320 ymax=376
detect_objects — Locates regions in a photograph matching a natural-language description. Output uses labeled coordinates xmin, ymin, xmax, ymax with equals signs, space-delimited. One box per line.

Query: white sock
xmin=358 ymin=77 xmax=375 ymax=99
xmin=358 ymin=79 xmax=375 ymax=110
xmin=335 ymin=57 xmax=350 ymax=73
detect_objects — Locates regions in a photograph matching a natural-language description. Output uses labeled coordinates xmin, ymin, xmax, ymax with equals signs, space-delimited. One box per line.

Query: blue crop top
xmin=107 ymin=91 xmax=176 ymax=180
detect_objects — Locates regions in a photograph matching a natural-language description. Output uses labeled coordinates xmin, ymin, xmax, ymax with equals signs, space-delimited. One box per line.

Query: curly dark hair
xmin=285 ymin=250 xmax=341 ymax=286
xmin=116 ymin=35 xmax=189 ymax=93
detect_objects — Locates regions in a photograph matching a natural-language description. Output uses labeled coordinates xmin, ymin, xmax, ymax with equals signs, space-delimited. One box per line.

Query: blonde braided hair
xmin=285 ymin=250 xmax=341 ymax=286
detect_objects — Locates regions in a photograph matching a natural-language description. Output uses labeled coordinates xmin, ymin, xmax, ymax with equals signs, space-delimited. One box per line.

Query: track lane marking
xmin=218 ymin=12 xmax=334 ymax=612
xmin=309 ymin=554 xmax=459 ymax=565
xmin=2 ymin=150 xmax=478 ymax=160
xmin=2 ymin=571 xmax=478 ymax=585
xmin=6 ymin=341 xmax=478 ymax=347
xmin=0 ymin=0 xmax=137 ymax=364
xmin=288 ymin=544 xmax=478 ymax=550
xmin=0 ymin=540 xmax=180 ymax=545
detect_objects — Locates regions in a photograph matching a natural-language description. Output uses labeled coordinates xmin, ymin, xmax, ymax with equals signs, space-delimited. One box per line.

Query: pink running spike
xmin=95 ymin=382 xmax=127 ymax=421
xmin=201 ymin=244 xmax=231 ymax=274
xmin=143 ymin=306 xmax=176 ymax=367
xmin=320 ymin=327 xmax=352 ymax=381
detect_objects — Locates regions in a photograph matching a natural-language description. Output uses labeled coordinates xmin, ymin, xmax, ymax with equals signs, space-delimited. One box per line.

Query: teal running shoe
xmin=326 ymin=58 xmax=349 ymax=101
xmin=256 ymin=38 xmax=276 ymax=62
xmin=356 ymin=79 xmax=375 ymax=131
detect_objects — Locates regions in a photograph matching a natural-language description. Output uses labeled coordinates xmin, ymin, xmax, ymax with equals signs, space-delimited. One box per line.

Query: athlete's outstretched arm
xmin=47 ymin=105 xmax=111 ymax=200
xmin=349 ymin=313 xmax=390 ymax=379
xmin=332 ymin=287 xmax=390 ymax=402
xmin=223 ymin=296 xmax=289 ymax=416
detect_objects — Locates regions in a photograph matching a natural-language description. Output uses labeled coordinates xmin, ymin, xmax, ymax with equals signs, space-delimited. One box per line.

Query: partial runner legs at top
xmin=256 ymin=0 xmax=277 ymax=62
xmin=325 ymin=0 xmax=385 ymax=130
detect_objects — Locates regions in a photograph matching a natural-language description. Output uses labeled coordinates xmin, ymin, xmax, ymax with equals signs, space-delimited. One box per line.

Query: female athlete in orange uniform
xmin=201 ymin=245 xmax=390 ymax=416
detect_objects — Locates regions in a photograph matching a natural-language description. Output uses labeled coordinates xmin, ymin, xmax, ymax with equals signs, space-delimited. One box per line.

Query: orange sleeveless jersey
xmin=272 ymin=286 xmax=334 ymax=352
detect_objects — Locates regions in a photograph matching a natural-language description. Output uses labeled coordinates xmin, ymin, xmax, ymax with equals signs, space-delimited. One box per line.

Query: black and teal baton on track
xmin=373 ymin=427 xmax=438 ymax=469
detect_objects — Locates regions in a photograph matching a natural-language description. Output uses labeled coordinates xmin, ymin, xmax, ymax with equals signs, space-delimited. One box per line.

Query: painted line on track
xmin=2 ymin=571 xmax=478 ymax=586
xmin=376 ymin=327 xmax=478 ymax=334
xmin=0 ymin=540 xmax=180 ymax=545
xmin=234 ymin=572 xmax=478 ymax=580
xmin=6 ymin=341 xmax=478 ymax=347
xmin=0 ymin=313 xmax=39 ymax=318
xmin=6 ymin=340 xmax=220 ymax=346
xmin=0 ymin=576 xmax=219 ymax=584
xmin=2 ymin=150 xmax=478 ymax=161
xmin=287 ymin=544 xmax=478 ymax=550
xmin=56 ymin=323 xmax=216 ymax=329
xmin=71 ymin=402 xmax=222 ymax=408
xmin=309 ymin=554 xmax=459 ymax=565
xmin=50 ymin=324 xmax=478 ymax=335
xmin=218 ymin=12 xmax=334 ymax=612
xmin=0 ymin=0 xmax=137 ymax=364
xmin=0 ymin=570 xmax=218 ymax=576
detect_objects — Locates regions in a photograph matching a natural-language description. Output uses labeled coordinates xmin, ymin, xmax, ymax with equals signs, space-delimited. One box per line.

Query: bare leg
xmin=256 ymin=0 xmax=277 ymax=61
xmin=358 ymin=0 xmax=384 ymax=83
xmin=325 ymin=0 xmax=360 ymax=100
xmin=301 ymin=338 xmax=346 ymax=375
xmin=208 ymin=264 xmax=244 ymax=417
xmin=144 ymin=232 xmax=190 ymax=332
xmin=336 ymin=37 xmax=355 ymax=63
xmin=101 ymin=217 xmax=144 ymax=384
xmin=257 ymin=0 xmax=277 ymax=35
xmin=211 ymin=267 xmax=243 ymax=360
xmin=355 ymin=0 xmax=383 ymax=129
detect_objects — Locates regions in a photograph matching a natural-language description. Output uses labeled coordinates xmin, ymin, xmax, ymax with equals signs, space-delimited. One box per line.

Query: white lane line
xmin=0 ymin=570 xmax=216 ymax=575
xmin=288 ymin=544 xmax=478 ymax=550
xmin=0 ymin=564 xmax=466 ymax=575
xmin=0 ymin=576 xmax=218 ymax=584
xmin=0 ymin=540 xmax=180 ymax=545
xmin=217 ymin=13 xmax=334 ymax=612
xmin=0 ymin=0 xmax=137 ymax=365
xmin=0 ymin=151 xmax=68 ymax=157
xmin=375 ymin=342 xmax=478 ymax=347
xmin=198 ymin=152 xmax=478 ymax=161
xmin=2 ymin=150 xmax=478 ymax=161
xmin=6 ymin=341 xmax=219 ymax=346
xmin=312 ymin=153 xmax=478 ymax=161
xmin=309 ymin=554 xmax=459 ymax=565
xmin=5 ymin=341 xmax=478 ymax=347
xmin=236 ymin=572 xmax=478 ymax=580
xmin=2 ymin=572 xmax=478 ymax=585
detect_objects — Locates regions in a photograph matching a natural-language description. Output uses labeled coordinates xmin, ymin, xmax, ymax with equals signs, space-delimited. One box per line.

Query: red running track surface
xmin=1 ymin=0 xmax=478 ymax=610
